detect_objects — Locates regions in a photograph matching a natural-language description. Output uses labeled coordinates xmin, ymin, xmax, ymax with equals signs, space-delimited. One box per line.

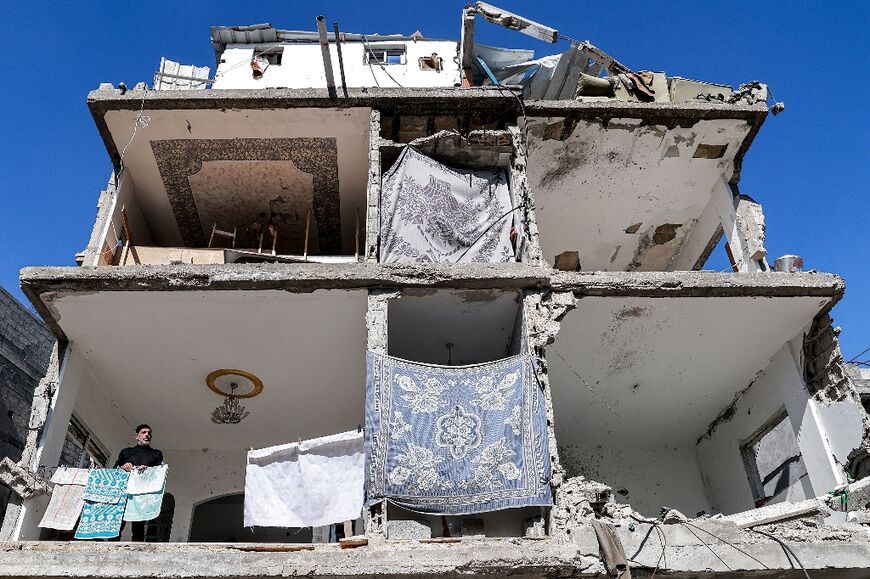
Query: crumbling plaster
xmin=525 ymin=115 xmax=754 ymax=271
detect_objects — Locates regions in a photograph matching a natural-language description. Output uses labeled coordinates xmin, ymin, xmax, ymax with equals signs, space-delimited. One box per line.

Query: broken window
xmin=57 ymin=414 xmax=109 ymax=469
xmin=741 ymin=411 xmax=810 ymax=507
xmin=253 ymin=46 xmax=283 ymax=66
xmin=365 ymin=47 xmax=406 ymax=65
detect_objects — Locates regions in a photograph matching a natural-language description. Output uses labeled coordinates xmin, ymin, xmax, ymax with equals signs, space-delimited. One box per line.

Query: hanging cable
xmin=360 ymin=35 xmax=404 ymax=88
xmin=454 ymin=201 xmax=527 ymax=262
xmin=679 ymin=522 xmax=733 ymax=571
xmin=115 ymin=86 xmax=151 ymax=187
xmin=551 ymin=348 xmax=621 ymax=418
xmin=681 ymin=521 xmax=769 ymax=569
xmin=749 ymin=528 xmax=811 ymax=579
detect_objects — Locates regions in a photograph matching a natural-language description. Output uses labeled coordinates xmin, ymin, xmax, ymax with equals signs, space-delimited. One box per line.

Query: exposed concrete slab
xmin=19 ymin=265 xmax=844 ymax=341
xmin=0 ymin=534 xmax=869 ymax=578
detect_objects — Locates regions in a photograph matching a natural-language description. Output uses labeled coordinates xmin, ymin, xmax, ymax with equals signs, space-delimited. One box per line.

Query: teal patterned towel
xmin=75 ymin=495 xmax=127 ymax=539
xmin=82 ymin=469 xmax=129 ymax=504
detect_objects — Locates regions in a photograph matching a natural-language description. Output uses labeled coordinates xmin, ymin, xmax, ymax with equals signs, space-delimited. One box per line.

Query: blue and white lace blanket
xmin=365 ymin=352 xmax=552 ymax=515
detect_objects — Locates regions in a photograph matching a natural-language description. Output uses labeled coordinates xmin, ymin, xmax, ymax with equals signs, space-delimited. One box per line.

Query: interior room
xmin=524 ymin=115 xmax=759 ymax=271
xmin=383 ymin=289 xmax=542 ymax=537
xmin=21 ymin=289 xmax=369 ymax=542
xmin=548 ymin=294 xmax=836 ymax=517
xmin=91 ymin=106 xmax=373 ymax=264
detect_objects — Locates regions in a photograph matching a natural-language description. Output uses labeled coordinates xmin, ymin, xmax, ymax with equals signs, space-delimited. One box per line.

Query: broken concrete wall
xmin=696 ymin=343 xmax=844 ymax=515
xmin=81 ymin=171 xmax=154 ymax=267
xmin=804 ymin=314 xmax=870 ymax=480
xmin=559 ymin=443 xmax=713 ymax=517
xmin=0 ymin=289 xmax=54 ymax=523
xmin=365 ymin=110 xmax=382 ymax=261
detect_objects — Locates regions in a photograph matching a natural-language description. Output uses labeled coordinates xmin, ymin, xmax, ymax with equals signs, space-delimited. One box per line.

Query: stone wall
xmin=0 ymin=288 xmax=54 ymax=522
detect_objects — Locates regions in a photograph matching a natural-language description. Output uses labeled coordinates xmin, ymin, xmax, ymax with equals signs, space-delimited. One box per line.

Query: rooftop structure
xmin=1 ymin=4 xmax=868 ymax=577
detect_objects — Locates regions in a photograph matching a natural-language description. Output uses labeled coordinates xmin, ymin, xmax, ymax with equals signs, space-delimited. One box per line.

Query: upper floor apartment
xmin=80 ymin=3 xmax=777 ymax=274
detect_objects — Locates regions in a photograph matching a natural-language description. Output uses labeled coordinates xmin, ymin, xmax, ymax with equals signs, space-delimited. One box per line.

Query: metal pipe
xmin=316 ymin=16 xmax=337 ymax=99
xmin=333 ymin=21 xmax=349 ymax=97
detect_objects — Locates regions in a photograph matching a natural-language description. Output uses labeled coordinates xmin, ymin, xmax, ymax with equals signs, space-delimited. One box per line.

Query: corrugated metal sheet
xmin=209 ymin=24 xmax=450 ymax=62
xmin=153 ymin=58 xmax=210 ymax=90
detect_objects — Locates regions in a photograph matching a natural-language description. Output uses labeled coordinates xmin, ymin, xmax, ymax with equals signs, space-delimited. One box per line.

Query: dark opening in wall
xmin=387 ymin=290 xmax=524 ymax=365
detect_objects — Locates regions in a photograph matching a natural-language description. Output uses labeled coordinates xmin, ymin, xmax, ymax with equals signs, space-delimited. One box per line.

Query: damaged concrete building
xmin=2 ymin=4 xmax=869 ymax=577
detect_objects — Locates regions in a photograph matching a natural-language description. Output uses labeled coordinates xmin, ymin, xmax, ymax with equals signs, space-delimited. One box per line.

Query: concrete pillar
xmin=365 ymin=110 xmax=382 ymax=262
xmin=780 ymin=341 xmax=845 ymax=496
xmin=711 ymin=178 xmax=767 ymax=272
xmin=12 ymin=345 xmax=86 ymax=540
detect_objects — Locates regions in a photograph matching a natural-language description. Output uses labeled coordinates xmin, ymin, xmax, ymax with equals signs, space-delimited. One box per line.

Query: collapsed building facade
xmin=2 ymin=4 xmax=869 ymax=577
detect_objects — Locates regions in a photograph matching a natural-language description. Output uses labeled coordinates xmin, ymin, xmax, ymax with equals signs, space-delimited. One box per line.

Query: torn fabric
xmin=244 ymin=430 xmax=365 ymax=528
xmin=38 ymin=483 xmax=85 ymax=531
xmin=365 ymin=352 xmax=552 ymax=515
xmin=379 ymin=147 xmax=515 ymax=263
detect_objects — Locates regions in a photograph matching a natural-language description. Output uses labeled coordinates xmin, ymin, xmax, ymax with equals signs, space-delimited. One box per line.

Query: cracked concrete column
xmin=508 ymin=125 xmax=543 ymax=264
xmin=6 ymin=342 xmax=86 ymax=540
xmin=712 ymin=178 xmax=767 ymax=272
xmin=362 ymin=290 xmax=397 ymax=541
xmin=365 ymin=110 xmax=382 ymax=262
xmin=522 ymin=290 xmax=576 ymax=533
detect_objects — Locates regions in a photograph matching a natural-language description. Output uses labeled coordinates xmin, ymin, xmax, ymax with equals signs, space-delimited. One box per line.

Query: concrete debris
xmin=553 ymin=250 xmax=580 ymax=271
xmin=723 ymin=498 xmax=826 ymax=529
xmin=386 ymin=519 xmax=430 ymax=540
xmin=0 ymin=458 xmax=50 ymax=500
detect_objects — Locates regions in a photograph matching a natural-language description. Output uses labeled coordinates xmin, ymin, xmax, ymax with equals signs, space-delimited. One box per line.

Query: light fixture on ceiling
xmin=207 ymin=369 xmax=263 ymax=424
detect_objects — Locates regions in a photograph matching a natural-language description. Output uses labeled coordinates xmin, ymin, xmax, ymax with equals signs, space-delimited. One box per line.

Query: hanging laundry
xmin=50 ymin=466 xmax=91 ymax=486
xmin=126 ymin=464 xmax=168 ymax=495
xmin=39 ymin=482 xmax=86 ymax=531
xmin=365 ymin=352 xmax=552 ymax=515
xmin=380 ymin=147 xmax=515 ymax=263
xmin=81 ymin=469 xmax=129 ymax=504
xmin=124 ymin=464 xmax=168 ymax=522
xmin=75 ymin=495 xmax=128 ymax=540
xmin=244 ymin=430 xmax=364 ymax=528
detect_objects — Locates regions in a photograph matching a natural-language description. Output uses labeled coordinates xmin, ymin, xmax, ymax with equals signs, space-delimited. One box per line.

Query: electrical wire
xmin=681 ymin=521 xmax=770 ymax=570
xmin=679 ymin=522 xmax=733 ymax=571
xmin=750 ymin=528 xmax=812 ymax=579
xmin=115 ymin=86 xmax=151 ymax=186
xmin=360 ymin=35 xmax=404 ymax=88
xmin=454 ymin=202 xmax=527 ymax=262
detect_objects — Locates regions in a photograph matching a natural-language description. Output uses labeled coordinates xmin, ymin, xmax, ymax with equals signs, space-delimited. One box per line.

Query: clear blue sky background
xmin=0 ymin=2 xmax=867 ymax=359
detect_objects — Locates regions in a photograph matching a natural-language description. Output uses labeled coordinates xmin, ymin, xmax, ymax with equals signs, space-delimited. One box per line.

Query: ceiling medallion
xmin=207 ymin=369 xmax=264 ymax=424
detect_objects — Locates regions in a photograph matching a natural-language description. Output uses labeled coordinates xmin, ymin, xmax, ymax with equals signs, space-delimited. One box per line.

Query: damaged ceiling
xmin=526 ymin=116 xmax=755 ymax=271
xmin=549 ymin=294 xmax=832 ymax=447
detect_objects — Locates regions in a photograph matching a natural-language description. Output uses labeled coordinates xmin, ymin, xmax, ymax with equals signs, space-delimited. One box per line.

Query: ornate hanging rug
xmin=365 ymin=352 xmax=552 ymax=515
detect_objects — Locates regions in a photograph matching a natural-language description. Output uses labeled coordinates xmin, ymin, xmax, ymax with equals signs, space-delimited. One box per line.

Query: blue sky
xmin=0 ymin=1 xmax=867 ymax=359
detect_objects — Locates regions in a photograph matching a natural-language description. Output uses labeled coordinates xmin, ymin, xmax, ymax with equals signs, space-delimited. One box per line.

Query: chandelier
xmin=206 ymin=369 xmax=264 ymax=425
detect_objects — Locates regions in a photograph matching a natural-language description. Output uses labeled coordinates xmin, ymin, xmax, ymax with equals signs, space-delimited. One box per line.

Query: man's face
xmin=136 ymin=428 xmax=152 ymax=444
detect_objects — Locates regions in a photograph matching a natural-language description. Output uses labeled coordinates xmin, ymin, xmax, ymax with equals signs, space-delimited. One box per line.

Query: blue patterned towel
xmin=75 ymin=495 xmax=127 ymax=539
xmin=82 ymin=469 xmax=129 ymax=504
xmin=366 ymin=353 xmax=552 ymax=515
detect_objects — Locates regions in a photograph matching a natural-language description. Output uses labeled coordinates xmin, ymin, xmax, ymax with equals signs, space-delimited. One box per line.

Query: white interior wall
xmin=97 ymin=173 xmax=154 ymax=260
xmin=696 ymin=343 xmax=839 ymax=515
xmin=161 ymin=448 xmax=247 ymax=542
xmin=560 ymin=444 xmax=713 ymax=517
xmin=213 ymin=41 xmax=460 ymax=90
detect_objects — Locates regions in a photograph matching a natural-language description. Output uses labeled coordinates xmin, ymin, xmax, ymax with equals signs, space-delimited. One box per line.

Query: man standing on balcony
xmin=113 ymin=424 xmax=163 ymax=541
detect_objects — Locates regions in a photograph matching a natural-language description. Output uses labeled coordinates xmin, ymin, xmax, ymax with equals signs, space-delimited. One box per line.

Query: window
xmin=254 ymin=47 xmax=283 ymax=66
xmin=741 ymin=410 xmax=810 ymax=507
xmin=57 ymin=414 xmax=109 ymax=469
xmin=365 ymin=47 xmax=406 ymax=65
